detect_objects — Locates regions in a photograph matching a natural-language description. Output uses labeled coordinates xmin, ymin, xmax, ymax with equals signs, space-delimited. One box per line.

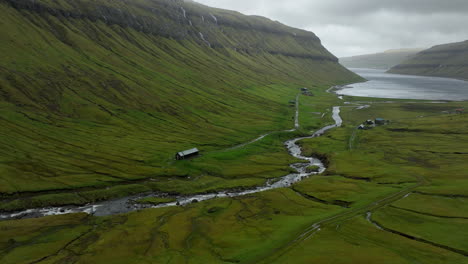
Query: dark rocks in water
xmin=176 ymin=202 xmax=180 ymax=206
xmin=192 ymin=199 xmax=199 ymax=204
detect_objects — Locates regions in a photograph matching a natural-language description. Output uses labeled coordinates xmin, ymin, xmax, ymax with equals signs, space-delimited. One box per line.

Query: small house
xmin=300 ymin=87 xmax=314 ymax=96
xmin=375 ymin=118 xmax=386 ymax=125
xmin=175 ymin=148 xmax=199 ymax=160
xmin=358 ymin=124 xmax=372 ymax=130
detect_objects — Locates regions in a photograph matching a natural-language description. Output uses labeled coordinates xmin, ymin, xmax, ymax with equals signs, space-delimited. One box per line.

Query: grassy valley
xmin=1 ymin=94 xmax=467 ymax=263
xmin=1 ymin=0 xmax=468 ymax=263
xmin=0 ymin=0 xmax=360 ymax=205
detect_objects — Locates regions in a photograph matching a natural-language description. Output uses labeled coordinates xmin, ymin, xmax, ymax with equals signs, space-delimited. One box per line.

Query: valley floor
xmin=1 ymin=88 xmax=468 ymax=263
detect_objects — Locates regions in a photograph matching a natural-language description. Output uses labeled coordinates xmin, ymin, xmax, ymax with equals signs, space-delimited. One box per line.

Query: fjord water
xmin=339 ymin=68 xmax=468 ymax=101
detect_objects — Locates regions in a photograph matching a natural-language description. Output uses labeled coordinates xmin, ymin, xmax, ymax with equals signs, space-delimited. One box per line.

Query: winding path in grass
xmin=0 ymin=96 xmax=342 ymax=220
xmin=227 ymin=94 xmax=300 ymax=151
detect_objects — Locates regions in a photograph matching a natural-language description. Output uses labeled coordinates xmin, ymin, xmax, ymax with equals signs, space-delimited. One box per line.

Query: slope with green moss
xmin=388 ymin=40 xmax=468 ymax=80
xmin=0 ymin=0 xmax=361 ymax=201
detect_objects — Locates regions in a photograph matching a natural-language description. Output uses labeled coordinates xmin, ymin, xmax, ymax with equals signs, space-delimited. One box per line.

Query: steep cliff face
xmin=340 ymin=48 xmax=423 ymax=70
xmin=388 ymin=40 xmax=468 ymax=80
xmin=3 ymin=0 xmax=336 ymax=61
xmin=0 ymin=0 xmax=360 ymax=194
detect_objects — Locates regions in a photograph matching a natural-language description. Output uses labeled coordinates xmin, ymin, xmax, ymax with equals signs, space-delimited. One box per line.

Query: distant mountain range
xmin=339 ymin=48 xmax=424 ymax=70
xmin=389 ymin=40 xmax=468 ymax=80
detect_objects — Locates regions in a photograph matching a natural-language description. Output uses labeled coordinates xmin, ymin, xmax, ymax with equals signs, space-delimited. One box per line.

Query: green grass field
xmin=1 ymin=93 xmax=467 ymax=263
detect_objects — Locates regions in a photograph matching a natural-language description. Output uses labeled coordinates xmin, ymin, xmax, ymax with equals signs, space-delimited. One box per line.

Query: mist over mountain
xmin=339 ymin=48 xmax=424 ymax=70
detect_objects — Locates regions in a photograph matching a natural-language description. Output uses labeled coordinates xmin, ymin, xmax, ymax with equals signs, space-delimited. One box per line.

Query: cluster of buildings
xmin=301 ymin=87 xmax=314 ymax=96
xmin=358 ymin=118 xmax=388 ymax=130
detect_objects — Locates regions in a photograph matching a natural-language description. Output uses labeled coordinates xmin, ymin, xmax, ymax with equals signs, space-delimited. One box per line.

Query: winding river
xmin=0 ymin=102 xmax=343 ymax=221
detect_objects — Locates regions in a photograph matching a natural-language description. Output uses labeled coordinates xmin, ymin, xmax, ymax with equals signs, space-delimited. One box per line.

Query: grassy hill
xmin=339 ymin=48 xmax=423 ymax=70
xmin=1 ymin=2 xmax=467 ymax=262
xmin=0 ymin=0 xmax=360 ymax=201
xmin=389 ymin=40 xmax=468 ymax=80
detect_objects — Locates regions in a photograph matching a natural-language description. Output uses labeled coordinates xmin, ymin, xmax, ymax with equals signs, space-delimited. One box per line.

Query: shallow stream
xmin=0 ymin=105 xmax=343 ymax=220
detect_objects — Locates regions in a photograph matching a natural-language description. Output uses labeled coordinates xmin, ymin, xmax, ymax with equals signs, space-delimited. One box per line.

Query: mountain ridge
xmin=3 ymin=0 xmax=336 ymax=61
xmin=389 ymin=40 xmax=468 ymax=80
xmin=339 ymin=48 xmax=424 ymax=70
xmin=0 ymin=0 xmax=360 ymax=196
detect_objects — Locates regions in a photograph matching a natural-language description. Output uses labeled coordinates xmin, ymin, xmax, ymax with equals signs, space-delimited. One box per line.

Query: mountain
xmin=0 ymin=0 xmax=361 ymax=196
xmin=339 ymin=48 xmax=423 ymax=70
xmin=389 ymin=40 xmax=468 ymax=80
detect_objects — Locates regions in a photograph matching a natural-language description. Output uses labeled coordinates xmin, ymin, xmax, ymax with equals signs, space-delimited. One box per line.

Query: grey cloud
xmin=289 ymin=0 xmax=468 ymax=18
xmin=195 ymin=0 xmax=468 ymax=57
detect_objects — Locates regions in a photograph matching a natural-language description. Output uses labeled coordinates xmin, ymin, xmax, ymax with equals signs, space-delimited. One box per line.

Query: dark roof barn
xmin=375 ymin=118 xmax=386 ymax=125
xmin=175 ymin=148 xmax=199 ymax=160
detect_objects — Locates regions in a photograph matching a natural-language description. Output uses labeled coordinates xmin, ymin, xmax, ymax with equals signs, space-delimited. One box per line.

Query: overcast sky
xmin=195 ymin=0 xmax=468 ymax=57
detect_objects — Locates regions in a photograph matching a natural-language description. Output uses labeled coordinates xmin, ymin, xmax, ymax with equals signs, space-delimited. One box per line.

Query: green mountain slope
xmin=339 ymin=48 xmax=423 ymax=70
xmin=0 ymin=0 xmax=361 ymax=198
xmin=388 ymin=40 xmax=468 ymax=80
